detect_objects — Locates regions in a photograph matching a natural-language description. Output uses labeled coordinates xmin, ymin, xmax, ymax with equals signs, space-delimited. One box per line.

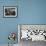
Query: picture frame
xmin=3 ymin=6 xmax=17 ymax=18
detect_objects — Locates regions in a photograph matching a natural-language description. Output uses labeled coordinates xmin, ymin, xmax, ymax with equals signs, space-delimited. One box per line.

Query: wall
xmin=0 ymin=0 xmax=18 ymax=44
xmin=0 ymin=0 xmax=46 ymax=45
xmin=18 ymin=0 xmax=46 ymax=24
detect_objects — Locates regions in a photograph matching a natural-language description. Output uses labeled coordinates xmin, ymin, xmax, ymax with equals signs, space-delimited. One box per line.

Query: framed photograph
xmin=3 ymin=6 xmax=17 ymax=17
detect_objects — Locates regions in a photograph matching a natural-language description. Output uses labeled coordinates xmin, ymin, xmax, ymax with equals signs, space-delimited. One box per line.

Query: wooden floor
xmin=0 ymin=40 xmax=46 ymax=46
xmin=19 ymin=39 xmax=46 ymax=46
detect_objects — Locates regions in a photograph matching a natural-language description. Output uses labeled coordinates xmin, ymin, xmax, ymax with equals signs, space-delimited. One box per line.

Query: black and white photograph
xmin=4 ymin=6 xmax=17 ymax=17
